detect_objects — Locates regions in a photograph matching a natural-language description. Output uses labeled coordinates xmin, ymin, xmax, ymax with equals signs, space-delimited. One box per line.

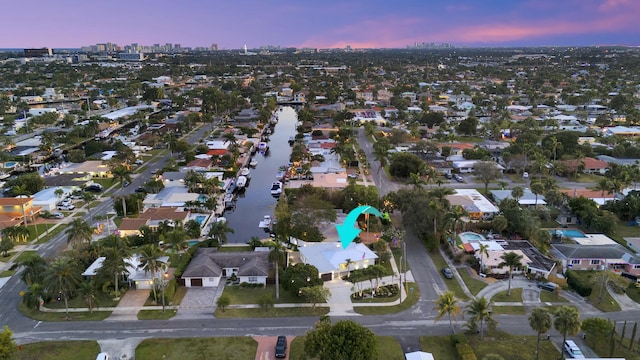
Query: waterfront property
xmin=297 ymin=241 xmax=378 ymax=281
xmin=180 ymin=248 xmax=270 ymax=287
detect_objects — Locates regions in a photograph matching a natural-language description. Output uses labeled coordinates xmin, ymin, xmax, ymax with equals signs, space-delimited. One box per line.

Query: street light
xmin=161 ymin=272 xmax=169 ymax=312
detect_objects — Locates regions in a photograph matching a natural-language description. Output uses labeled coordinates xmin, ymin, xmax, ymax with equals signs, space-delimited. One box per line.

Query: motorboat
xmin=224 ymin=193 xmax=235 ymax=209
xmin=236 ymin=175 xmax=248 ymax=189
xmin=249 ymin=159 xmax=258 ymax=167
xmin=258 ymin=215 xmax=272 ymax=229
xmin=288 ymin=136 xmax=295 ymax=146
xmin=240 ymin=167 xmax=251 ymax=178
xmin=258 ymin=142 xmax=269 ymax=152
xmin=270 ymin=181 xmax=283 ymax=196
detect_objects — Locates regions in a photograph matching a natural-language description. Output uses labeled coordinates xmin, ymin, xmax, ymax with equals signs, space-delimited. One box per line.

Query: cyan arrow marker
xmin=336 ymin=205 xmax=383 ymax=249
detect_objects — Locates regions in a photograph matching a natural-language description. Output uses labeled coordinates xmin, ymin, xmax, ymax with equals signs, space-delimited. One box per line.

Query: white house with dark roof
xmin=551 ymin=243 xmax=640 ymax=276
xmin=181 ymin=249 xmax=270 ymax=287
xmin=298 ymin=241 xmax=378 ymax=281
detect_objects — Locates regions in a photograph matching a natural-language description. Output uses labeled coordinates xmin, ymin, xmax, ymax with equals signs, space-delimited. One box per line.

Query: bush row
xmin=566 ymin=270 xmax=593 ymax=297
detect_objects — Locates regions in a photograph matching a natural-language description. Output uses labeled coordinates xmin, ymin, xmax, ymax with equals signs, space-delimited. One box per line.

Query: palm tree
xmin=100 ymin=235 xmax=132 ymax=300
xmin=17 ymin=252 xmax=47 ymax=285
xmin=78 ymin=280 xmax=99 ymax=313
xmin=139 ymin=243 xmax=165 ymax=302
xmin=554 ymin=306 xmax=582 ymax=353
xmin=268 ymin=238 xmax=287 ymax=301
xmin=43 ymin=257 xmax=82 ymax=315
xmin=478 ymin=243 xmax=489 ymax=273
xmin=530 ymin=181 xmax=544 ymax=207
xmin=408 ymin=172 xmax=426 ymax=190
xmin=82 ymin=192 xmax=96 ymax=222
xmin=207 ymin=220 xmax=235 ymax=245
xmin=65 ymin=218 xmax=94 ymax=247
xmin=529 ymin=307 xmax=552 ymax=360
xmin=510 ymin=186 xmax=524 ymax=203
xmin=22 ymin=283 xmax=47 ymax=310
xmin=434 ymin=291 xmax=461 ymax=334
xmin=446 ymin=205 xmax=468 ymax=241
xmin=498 ymin=251 xmax=524 ymax=296
xmin=163 ymin=228 xmax=189 ymax=254
xmin=465 ymin=296 xmax=495 ymax=339
xmin=13 ymin=184 xmax=30 ymax=227
xmin=110 ymin=165 xmax=132 ymax=217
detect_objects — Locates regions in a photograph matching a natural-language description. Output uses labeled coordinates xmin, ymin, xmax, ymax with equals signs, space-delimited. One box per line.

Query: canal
xmin=224 ymin=106 xmax=297 ymax=243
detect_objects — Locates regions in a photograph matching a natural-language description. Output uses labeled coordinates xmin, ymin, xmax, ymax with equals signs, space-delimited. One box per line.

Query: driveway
xmin=254 ymin=336 xmax=293 ymax=360
xmin=173 ymin=287 xmax=219 ymax=320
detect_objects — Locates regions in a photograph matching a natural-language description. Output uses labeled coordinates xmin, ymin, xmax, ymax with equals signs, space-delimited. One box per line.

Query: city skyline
xmin=1 ymin=0 xmax=639 ymax=49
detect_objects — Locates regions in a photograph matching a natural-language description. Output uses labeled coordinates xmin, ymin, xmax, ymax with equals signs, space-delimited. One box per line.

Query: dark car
xmin=135 ymin=187 xmax=148 ymax=193
xmin=441 ymin=267 xmax=454 ymax=279
xmin=537 ymin=282 xmax=557 ymax=292
xmin=275 ymin=336 xmax=287 ymax=358
xmin=84 ymin=184 xmax=104 ymax=193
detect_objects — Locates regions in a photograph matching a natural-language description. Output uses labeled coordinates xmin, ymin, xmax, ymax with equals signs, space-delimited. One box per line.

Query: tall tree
xmin=0 ymin=326 xmax=18 ymax=360
xmin=99 ymin=235 xmax=131 ymax=300
xmin=78 ymin=280 xmax=99 ymax=313
xmin=478 ymin=243 xmax=489 ymax=273
xmin=110 ymin=165 xmax=132 ymax=217
xmin=206 ymin=220 xmax=235 ymax=245
xmin=435 ymin=291 xmax=462 ymax=334
xmin=43 ymin=257 xmax=82 ymax=315
xmin=529 ymin=307 xmax=552 ymax=360
xmin=268 ymin=238 xmax=287 ymax=301
xmin=474 ymin=161 xmax=501 ymax=195
xmin=466 ymin=296 xmax=496 ymax=340
xmin=304 ymin=318 xmax=378 ymax=360
xmin=17 ymin=252 xmax=47 ymax=285
xmin=511 ymin=186 xmax=524 ymax=203
xmin=139 ymin=243 xmax=165 ymax=302
xmin=498 ymin=251 xmax=523 ymax=296
xmin=554 ymin=306 xmax=582 ymax=350
xmin=65 ymin=218 xmax=94 ymax=247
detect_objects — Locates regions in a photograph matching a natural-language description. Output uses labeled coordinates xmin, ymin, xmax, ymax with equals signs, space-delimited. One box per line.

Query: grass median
xmin=12 ymin=340 xmax=101 ymax=360
xmin=136 ymin=337 xmax=257 ymax=360
xmin=290 ymin=335 xmax=404 ymax=360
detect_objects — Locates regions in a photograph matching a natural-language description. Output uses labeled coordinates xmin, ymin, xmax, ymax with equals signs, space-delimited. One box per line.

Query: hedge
xmin=455 ymin=342 xmax=478 ymax=360
xmin=566 ymin=270 xmax=593 ymax=297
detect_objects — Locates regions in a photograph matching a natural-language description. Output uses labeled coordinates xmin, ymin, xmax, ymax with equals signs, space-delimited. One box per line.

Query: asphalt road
xmin=3 ymin=124 xmax=637 ymax=351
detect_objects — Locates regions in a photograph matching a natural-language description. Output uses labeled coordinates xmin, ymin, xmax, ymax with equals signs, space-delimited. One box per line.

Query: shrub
xmin=455 ymin=342 xmax=478 ymax=360
xmin=566 ymin=270 xmax=593 ymax=297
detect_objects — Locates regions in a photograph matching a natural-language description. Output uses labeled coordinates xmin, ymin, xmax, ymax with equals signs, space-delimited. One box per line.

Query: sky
xmin=2 ymin=0 xmax=639 ymax=49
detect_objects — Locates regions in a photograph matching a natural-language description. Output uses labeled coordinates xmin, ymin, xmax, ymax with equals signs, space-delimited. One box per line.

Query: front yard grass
xmin=539 ymin=290 xmax=569 ymax=302
xmin=289 ymin=335 xmax=404 ymax=360
xmin=458 ymin=268 xmax=488 ymax=295
xmin=44 ymin=291 xmax=119 ymax=309
xmin=19 ymin=303 xmax=112 ymax=321
xmin=136 ymin=337 xmax=257 ymax=360
xmin=625 ymin=283 xmax=640 ymax=304
xmin=220 ymin=284 xmax=307 ymax=304
xmin=564 ymin=271 xmax=621 ymax=312
xmin=419 ymin=336 xmax=458 ymax=360
xmin=214 ymin=306 xmax=329 ymax=318
xmin=36 ymin=223 xmax=67 ymax=244
xmin=430 ymin=251 xmax=469 ymax=301
xmin=12 ymin=340 xmax=101 ymax=360
xmin=353 ymin=282 xmax=420 ymax=315
xmin=137 ymin=309 xmax=177 ymax=320
xmin=491 ymin=305 xmax=526 ymax=315
xmin=468 ymin=330 xmax=560 ymax=360
xmin=491 ymin=288 xmax=523 ymax=302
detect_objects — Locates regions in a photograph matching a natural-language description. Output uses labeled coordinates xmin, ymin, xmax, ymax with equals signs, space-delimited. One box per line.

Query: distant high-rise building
xmin=24 ymin=48 xmax=53 ymax=57
xmin=210 ymin=43 xmax=218 ymax=51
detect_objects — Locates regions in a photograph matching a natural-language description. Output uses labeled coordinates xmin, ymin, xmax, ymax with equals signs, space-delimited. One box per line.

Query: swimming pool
xmin=459 ymin=232 xmax=486 ymax=242
xmin=549 ymin=229 xmax=586 ymax=238
xmin=194 ymin=215 xmax=208 ymax=225
xmin=3 ymin=162 xmax=17 ymax=168
xmin=188 ymin=240 xmax=200 ymax=246
xmin=198 ymin=194 xmax=208 ymax=203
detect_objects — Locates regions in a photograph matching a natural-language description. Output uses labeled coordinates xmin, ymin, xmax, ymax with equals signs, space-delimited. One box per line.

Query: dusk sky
xmin=2 ymin=0 xmax=639 ymax=49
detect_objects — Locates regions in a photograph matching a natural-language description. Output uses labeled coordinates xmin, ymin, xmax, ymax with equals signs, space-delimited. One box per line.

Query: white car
xmin=563 ymin=340 xmax=585 ymax=359
xmin=51 ymin=212 xmax=64 ymax=219
xmin=57 ymin=204 xmax=75 ymax=211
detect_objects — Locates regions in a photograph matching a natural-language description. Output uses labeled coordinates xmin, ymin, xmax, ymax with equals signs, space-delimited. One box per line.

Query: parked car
xmin=275 ymin=336 xmax=287 ymax=358
xmin=454 ymin=174 xmax=464 ymax=183
xmin=135 ymin=187 xmax=148 ymax=193
xmin=522 ymin=171 xmax=529 ymax=179
xmin=51 ymin=212 xmax=64 ymax=219
xmin=444 ymin=173 xmax=453 ymax=180
xmin=57 ymin=204 xmax=75 ymax=211
xmin=563 ymin=340 xmax=585 ymax=359
xmin=537 ymin=282 xmax=557 ymax=292
xmin=347 ymin=173 xmax=359 ymax=179
xmin=84 ymin=184 xmax=104 ymax=193
xmin=441 ymin=267 xmax=454 ymax=279
xmin=123 ymin=181 xmax=130 ymax=187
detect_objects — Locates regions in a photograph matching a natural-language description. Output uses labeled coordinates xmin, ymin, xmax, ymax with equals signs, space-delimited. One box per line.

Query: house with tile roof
xmin=559 ymin=157 xmax=609 ymax=175
xmin=560 ymin=189 xmax=616 ymax=206
xmin=181 ymin=248 xmax=270 ymax=287
xmin=552 ymin=243 xmax=640 ymax=276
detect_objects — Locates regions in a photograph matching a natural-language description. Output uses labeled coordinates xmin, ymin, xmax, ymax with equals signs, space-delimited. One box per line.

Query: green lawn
xmin=26 ymin=223 xmax=50 ymax=241
xmin=420 ymin=336 xmax=458 ymax=360
xmin=573 ymin=173 xmax=604 ymax=183
xmin=220 ymin=285 xmax=307 ymax=304
xmin=625 ymin=283 xmax=640 ymax=304
xmin=491 ymin=288 xmax=523 ymax=302
xmin=136 ymin=337 xmax=258 ymax=360
xmin=214 ymin=306 xmax=329 ymax=318
xmin=12 ymin=251 xmax=38 ymax=263
xmin=565 ymin=271 xmax=621 ymax=312
xmin=0 ymin=270 xmax=15 ymax=277
xmin=430 ymin=251 xmax=469 ymax=300
xmin=539 ymin=290 xmax=569 ymax=302
xmin=353 ymin=282 xmax=420 ymax=315
xmin=289 ymin=335 xmax=405 ymax=360
xmin=91 ymin=178 xmax=116 ymax=189
xmin=491 ymin=305 xmax=526 ymax=315
xmin=36 ymin=223 xmax=67 ymax=244
xmin=44 ymin=291 xmax=119 ymax=309
xmin=19 ymin=303 xmax=111 ymax=321
xmin=608 ymin=219 xmax=640 ymax=244
xmin=458 ymin=267 xmax=488 ymax=295
xmin=137 ymin=309 xmax=177 ymax=320
xmin=468 ymin=330 xmax=560 ymax=360
xmin=586 ymin=332 xmax=640 ymax=359
xmin=12 ymin=340 xmax=101 ymax=360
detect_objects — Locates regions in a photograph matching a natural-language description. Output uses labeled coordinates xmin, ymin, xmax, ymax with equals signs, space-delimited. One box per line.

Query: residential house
xmin=560 ymin=157 xmax=609 ymax=175
xmin=183 ymin=158 xmax=214 ymax=172
xmin=446 ymin=189 xmax=499 ymax=220
xmin=552 ymin=243 xmax=640 ymax=276
xmin=491 ymin=189 xmax=547 ymax=207
xmin=560 ymin=189 xmax=616 ymax=206
xmin=143 ymin=187 xmax=199 ymax=209
xmin=298 ymin=241 xmax=378 ymax=281
xmin=0 ymin=197 xmax=41 ymax=226
xmin=117 ymin=207 xmax=191 ymax=237
xmin=181 ymin=248 xmax=270 ymax=287
xmin=82 ymin=254 xmax=170 ymax=290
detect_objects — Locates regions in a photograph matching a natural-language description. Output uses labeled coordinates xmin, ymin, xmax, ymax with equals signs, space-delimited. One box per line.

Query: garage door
xmin=191 ymin=278 xmax=203 ymax=287
xmin=321 ymin=273 xmax=332 ymax=281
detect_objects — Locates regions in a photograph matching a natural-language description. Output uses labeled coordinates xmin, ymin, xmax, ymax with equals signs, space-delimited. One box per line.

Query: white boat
xmin=258 ymin=142 xmax=269 ymax=152
xmin=258 ymin=215 xmax=272 ymax=229
xmin=249 ymin=159 xmax=258 ymax=167
xmin=236 ymin=175 xmax=248 ymax=189
xmin=224 ymin=193 xmax=235 ymax=209
xmin=240 ymin=167 xmax=251 ymax=178
xmin=270 ymin=181 xmax=283 ymax=196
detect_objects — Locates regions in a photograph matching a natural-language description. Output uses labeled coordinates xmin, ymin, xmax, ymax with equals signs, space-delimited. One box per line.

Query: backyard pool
xmin=2 ymin=162 xmax=17 ymax=168
xmin=459 ymin=232 xmax=486 ymax=242
xmin=549 ymin=229 xmax=586 ymax=238
xmin=188 ymin=240 xmax=201 ymax=246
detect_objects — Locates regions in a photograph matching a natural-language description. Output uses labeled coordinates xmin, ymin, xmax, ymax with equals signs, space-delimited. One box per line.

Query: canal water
xmin=224 ymin=106 xmax=297 ymax=243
